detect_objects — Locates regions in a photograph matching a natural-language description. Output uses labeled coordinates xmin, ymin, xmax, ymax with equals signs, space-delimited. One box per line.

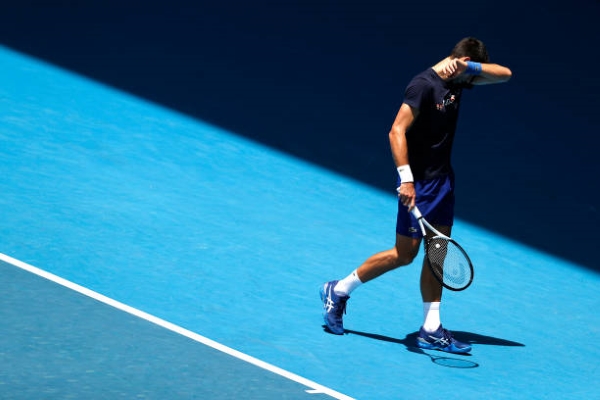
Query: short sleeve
xmin=403 ymin=76 xmax=431 ymax=110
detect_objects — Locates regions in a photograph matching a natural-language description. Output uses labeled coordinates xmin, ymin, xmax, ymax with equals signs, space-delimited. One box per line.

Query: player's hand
xmin=442 ymin=58 xmax=467 ymax=79
xmin=396 ymin=182 xmax=416 ymax=211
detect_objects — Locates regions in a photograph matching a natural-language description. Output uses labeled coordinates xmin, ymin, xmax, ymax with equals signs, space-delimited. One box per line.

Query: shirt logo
xmin=436 ymin=93 xmax=458 ymax=111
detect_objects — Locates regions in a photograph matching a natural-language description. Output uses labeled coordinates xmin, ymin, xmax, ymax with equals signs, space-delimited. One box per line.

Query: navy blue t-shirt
xmin=403 ymin=68 xmax=469 ymax=181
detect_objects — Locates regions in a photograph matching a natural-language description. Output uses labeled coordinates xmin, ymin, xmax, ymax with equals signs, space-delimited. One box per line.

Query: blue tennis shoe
xmin=320 ymin=280 xmax=349 ymax=335
xmin=417 ymin=325 xmax=472 ymax=354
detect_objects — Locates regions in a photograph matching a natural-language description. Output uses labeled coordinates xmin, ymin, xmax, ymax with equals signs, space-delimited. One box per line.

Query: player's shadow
xmin=342 ymin=328 xmax=525 ymax=369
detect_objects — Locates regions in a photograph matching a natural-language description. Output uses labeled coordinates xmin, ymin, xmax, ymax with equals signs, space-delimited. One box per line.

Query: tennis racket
xmin=411 ymin=206 xmax=474 ymax=291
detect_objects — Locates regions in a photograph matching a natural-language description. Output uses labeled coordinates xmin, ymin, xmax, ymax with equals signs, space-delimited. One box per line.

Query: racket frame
xmin=411 ymin=206 xmax=474 ymax=291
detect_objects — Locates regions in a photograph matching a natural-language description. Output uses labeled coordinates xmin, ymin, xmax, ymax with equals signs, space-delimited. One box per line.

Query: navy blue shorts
xmin=396 ymin=174 xmax=455 ymax=238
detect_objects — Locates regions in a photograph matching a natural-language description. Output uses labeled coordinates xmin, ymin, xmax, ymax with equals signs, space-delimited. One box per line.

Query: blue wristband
xmin=465 ymin=61 xmax=482 ymax=75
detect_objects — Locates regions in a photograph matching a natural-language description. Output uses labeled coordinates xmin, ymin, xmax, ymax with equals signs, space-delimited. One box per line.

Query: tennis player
xmin=320 ymin=37 xmax=512 ymax=354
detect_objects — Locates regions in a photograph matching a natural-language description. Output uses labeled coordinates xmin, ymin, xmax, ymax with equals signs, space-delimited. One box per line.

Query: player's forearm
xmin=474 ymin=63 xmax=512 ymax=85
xmin=390 ymin=127 xmax=416 ymax=186
xmin=391 ymin=126 xmax=416 ymax=207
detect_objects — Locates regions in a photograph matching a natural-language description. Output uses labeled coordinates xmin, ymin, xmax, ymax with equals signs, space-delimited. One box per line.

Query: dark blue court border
xmin=0 ymin=261 xmax=336 ymax=400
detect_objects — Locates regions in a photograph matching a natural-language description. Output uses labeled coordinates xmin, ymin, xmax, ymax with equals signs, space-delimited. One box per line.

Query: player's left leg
xmin=321 ymin=233 xmax=420 ymax=335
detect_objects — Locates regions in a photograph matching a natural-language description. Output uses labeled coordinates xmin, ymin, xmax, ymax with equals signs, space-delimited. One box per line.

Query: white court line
xmin=0 ymin=253 xmax=354 ymax=400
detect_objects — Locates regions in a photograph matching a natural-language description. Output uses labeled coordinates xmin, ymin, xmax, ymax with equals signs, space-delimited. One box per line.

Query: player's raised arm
xmin=470 ymin=62 xmax=512 ymax=85
xmin=442 ymin=37 xmax=512 ymax=85
xmin=440 ymin=57 xmax=512 ymax=85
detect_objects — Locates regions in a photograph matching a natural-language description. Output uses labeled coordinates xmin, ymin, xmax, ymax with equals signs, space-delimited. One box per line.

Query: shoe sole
xmin=417 ymin=341 xmax=471 ymax=354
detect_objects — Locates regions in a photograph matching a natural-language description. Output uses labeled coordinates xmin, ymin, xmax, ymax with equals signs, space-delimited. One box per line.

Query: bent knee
xmin=393 ymin=238 xmax=421 ymax=266
xmin=395 ymin=253 xmax=418 ymax=266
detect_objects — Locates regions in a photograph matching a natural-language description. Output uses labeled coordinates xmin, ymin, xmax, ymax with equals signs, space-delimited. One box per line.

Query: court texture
xmin=1 ymin=3 xmax=599 ymax=400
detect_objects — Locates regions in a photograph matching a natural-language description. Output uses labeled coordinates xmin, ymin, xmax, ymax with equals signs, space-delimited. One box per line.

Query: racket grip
xmin=410 ymin=206 xmax=423 ymax=219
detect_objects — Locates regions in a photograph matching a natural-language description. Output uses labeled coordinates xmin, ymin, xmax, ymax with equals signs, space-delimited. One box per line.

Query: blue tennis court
xmin=1 ymin=3 xmax=599 ymax=399
xmin=1 ymin=258 xmax=339 ymax=399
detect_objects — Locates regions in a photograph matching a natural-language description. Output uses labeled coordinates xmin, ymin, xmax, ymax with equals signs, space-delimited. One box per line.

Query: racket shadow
xmin=342 ymin=328 xmax=525 ymax=369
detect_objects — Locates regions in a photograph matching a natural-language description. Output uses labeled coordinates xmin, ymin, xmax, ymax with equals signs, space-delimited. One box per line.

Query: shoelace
xmin=331 ymin=295 xmax=348 ymax=316
xmin=439 ymin=328 xmax=456 ymax=343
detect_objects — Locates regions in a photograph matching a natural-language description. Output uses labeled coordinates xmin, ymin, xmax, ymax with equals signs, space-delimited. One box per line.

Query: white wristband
xmin=397 ymin=165 xmax=414 ymax=183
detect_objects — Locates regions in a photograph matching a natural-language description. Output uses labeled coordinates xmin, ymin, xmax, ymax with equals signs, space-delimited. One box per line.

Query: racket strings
xmin=427 ymin=237 xmax=471 ymax=288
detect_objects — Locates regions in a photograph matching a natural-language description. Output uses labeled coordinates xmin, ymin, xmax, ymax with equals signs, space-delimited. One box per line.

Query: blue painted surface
xmin=0 ymin=44 xmax=599 ymax=399
xmin=0 ymin=261 xmax=331 ymax=399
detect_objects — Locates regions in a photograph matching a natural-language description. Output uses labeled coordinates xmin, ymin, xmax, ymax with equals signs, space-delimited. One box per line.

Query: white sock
xmin=422 ymin=302 xmax=441 ymax=332
xmin=334 ymin=270 xmax=362 ymax=296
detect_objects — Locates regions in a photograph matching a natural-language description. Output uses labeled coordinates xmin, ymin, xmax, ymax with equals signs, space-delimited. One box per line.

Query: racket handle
xmin=411 ymin=206 xmax=423 ymax=219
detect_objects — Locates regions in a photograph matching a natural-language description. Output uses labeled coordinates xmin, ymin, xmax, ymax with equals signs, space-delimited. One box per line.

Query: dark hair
xmin=450 ymin=37 xmax=489 ymax=63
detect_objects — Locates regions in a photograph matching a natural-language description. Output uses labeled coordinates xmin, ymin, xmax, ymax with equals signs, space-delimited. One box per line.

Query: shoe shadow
xmin=342 ymin=329 xmax=525 ymax=369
